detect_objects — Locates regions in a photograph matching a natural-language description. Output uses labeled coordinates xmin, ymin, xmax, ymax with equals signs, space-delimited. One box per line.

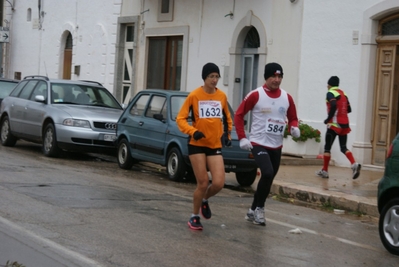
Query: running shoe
xmin=316 ymin=169 xmax=329 ymax=178
xmin=245 ymin=208 xmax=254 ymax=222
xmin=253 ymin=207 xmax=266 ymax=226
xmin=200 ymin=200 xmax=212 ymax=219
xmin=351 ymin=163 xmax=361 ymax=179
xmin=188 ymin=216 xmax=203 ymax=230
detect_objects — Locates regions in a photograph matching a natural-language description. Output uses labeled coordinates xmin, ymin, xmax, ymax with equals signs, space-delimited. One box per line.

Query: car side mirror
xmin=35 ymin=95 xmax=46 ymax=103
xmin=153 ymin=113 xmax=165 ymax=122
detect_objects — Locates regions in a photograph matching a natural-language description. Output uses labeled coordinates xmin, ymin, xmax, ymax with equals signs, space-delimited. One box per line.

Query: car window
xmin=50 ymin=83 xmax=121 ymax=108
xmin=0 ymin=81 xmax=18 ymax=98
xmin=88 ymin=87 xmax=121 ymax=108
xmin=130 ymin=94 xmax=149 ymax=116
xmin=30 ymin=81 xmax=47 ymax=101
xmin=19 ymin=80 xmax=38 ymax=100
xmin=145 ymin=95 xmax=166 ymax=118
xmin=171 ymin=96 xmax=189 ymax=120
xmin=9 ymin=80 xmax=29 ymax=97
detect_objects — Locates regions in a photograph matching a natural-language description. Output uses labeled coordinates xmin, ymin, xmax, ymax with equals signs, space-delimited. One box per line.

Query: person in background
xmin=235 ymin=62 xmax=300 ymax=226
xmin=316 ymin=76 xmax=361 ymax=179
xmin=176 ymin=62 xmax=232 ymax=230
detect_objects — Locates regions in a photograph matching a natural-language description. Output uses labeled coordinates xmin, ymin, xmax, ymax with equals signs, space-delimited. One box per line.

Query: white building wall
xmin=298 ymin=0 xmax=383 ymax=166
xmin=5 ymin=0 xmax=122 ymax=90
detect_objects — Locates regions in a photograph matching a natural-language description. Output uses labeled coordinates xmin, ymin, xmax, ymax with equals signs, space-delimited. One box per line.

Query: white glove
xmin=239 ymin=138 xmax=253 ymax=151
xmin=291 ymin=126 xmax=301 ymax=138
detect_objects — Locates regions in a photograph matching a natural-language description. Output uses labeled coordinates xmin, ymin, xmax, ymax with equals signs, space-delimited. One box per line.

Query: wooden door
xmin=62 ymin=32 xmax=73 ymax=80
xmin=62 ymin=48 xmax=72 ymax=79
xmin=372 ymin=44 xmax=399 ymax=165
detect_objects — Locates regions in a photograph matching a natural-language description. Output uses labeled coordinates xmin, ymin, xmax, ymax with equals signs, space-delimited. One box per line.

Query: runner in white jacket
xmin=234 ymin=62 xmax=300 ymax=226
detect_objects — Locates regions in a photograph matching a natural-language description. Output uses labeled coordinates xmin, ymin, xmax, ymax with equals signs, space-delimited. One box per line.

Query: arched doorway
xmin=62 ymin=32 xmax=72 ymax=79
xmin=372 ymin=14 xmax=399 ymax=165
xmin=229 ymin=10 xmax=267 ymax=116
xmin=240 ymin=27 xmax=260 ymax=130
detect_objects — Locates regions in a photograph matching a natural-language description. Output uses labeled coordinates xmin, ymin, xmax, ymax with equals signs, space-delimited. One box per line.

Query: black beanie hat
xmin=264 ymin=62 xmax=283 ymax=80
xmin=328 ymin=76 xmax=339 ymax=86
xmin=202 ymin=63 xmax=220 ymax=80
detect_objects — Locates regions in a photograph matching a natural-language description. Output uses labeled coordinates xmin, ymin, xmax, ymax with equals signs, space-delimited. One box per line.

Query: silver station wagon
xmin=116 ymin=89 xmax=258 ymax=186
xmin=0 ymin=76 xmax=123 ymax=157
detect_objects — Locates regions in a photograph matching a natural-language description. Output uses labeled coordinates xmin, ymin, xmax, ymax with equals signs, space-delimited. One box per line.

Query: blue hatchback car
xmin=115 ymin=89 xmax=258 ymax=186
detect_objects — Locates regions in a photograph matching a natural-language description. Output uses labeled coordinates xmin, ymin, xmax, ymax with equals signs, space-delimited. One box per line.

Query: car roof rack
xmin=79 ymin=80 xmax=103 ymax=86
xmin=23 ymin=75 xmax=49 ymax=81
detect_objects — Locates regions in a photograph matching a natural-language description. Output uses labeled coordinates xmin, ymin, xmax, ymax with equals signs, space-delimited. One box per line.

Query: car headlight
xmin=63 ymin=119 xmax=91 ymax=128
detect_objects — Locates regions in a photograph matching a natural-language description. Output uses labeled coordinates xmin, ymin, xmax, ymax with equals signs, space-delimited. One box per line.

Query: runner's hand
xmin=239 ymin=138 xmax=253 ymax=151
xmin=290 ymin=126 xmax=301 ymax=138
xmin=193 ymin=131 xmax=205 ymax=141
xmin=223 ymin=132 xmax=232 ymax=147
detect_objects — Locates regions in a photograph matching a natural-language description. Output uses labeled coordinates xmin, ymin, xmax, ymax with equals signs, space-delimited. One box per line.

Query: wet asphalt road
xmin=0 ymin=141 xmax=397 ymax=267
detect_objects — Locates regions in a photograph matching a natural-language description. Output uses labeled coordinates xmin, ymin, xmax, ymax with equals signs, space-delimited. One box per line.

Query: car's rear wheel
xmin=43 ymin=123 xmax=60 ymax=157
xmin=0 ymin=115 xmax=17 ymax=146
xmin=117 ymin=138 xmax=134 ymax=169
xmin=166 ymin=147 xmax=187 ymax=182
xmin=379 ymin=197 xmax=399 ymax=255
xmin=235 ymin=168 xmax=258 ymax=187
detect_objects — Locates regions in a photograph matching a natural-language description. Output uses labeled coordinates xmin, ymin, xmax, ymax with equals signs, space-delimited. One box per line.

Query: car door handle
xmin=121 ymin=117 xmax=127 ymax=123
xmin=139 ymin=121 xmax=144 ymax=126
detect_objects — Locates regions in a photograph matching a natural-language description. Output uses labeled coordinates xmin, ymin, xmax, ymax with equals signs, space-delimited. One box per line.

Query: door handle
xmin=139 ymin=121 xmax=144 ymax=126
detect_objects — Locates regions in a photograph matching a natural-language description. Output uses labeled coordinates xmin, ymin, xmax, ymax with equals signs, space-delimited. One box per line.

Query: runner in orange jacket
xmin=176 ymin=62 xmax=232 ymax=230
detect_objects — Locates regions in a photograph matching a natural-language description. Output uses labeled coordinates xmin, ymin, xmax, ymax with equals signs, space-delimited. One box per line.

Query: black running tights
xmin=250 ymin=146 xmax=282 ymax=210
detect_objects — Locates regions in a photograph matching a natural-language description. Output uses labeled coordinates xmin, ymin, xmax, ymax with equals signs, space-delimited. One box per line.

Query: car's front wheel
xmin=43 ymin=123 xmax=60 ymax=157
xmin=235 ymin=168 xmax=258 ymax=187
xmin=0 ymin=115 xmax=17 ymax=146
xmin=117 ymin=138 xmax=134 ymax=169
xmin=379 ymin=197 xmax=399 ymax=255
xmin=166 ymin=147 xmax=187 ymax=182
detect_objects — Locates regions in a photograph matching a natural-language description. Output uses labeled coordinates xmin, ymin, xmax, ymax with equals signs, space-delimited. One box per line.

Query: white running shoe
xmin=316 ymin=169 xmax=329 ymax=178
xmin=245 ymin=208 xmax=254 ymax=222
xmin=351 ymin=163 xmax=361 ymax=179
xmin=253 ymin=207 xmax=266 ymax=226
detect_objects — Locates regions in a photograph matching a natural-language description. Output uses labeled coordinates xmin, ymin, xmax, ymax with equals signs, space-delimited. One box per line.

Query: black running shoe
xmin=200 ymin=200 xmax=212 ymax=219
xmin=188 ymin=216 xmax=203 ymax=230
xmin=351 ymin=163 xmax=361 ymax=179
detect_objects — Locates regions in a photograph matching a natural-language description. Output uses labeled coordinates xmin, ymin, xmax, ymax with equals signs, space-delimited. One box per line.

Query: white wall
xmin=5 ymin=0 xmax=122 ymax=91
xmin=298 ymin=0 xmax=383 ymax=166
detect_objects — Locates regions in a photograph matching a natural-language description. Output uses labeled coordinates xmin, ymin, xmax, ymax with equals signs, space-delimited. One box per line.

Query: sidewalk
xmin=225 ymin=156 xmax=384 ymax=217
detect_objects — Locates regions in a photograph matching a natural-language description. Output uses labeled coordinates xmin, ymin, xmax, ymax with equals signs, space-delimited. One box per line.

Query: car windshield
xmin=170 ymin=95 xmax=235 ymax=125
xmin=51 ymin=83 xmax=121 ymax=109
xmin=0 ymin=80 xmax=17 ymax=99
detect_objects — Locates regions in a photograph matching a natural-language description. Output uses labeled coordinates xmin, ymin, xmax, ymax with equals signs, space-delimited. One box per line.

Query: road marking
xmin=0 ymin=216 xmax=104 ymax=267
xmin=267 ymin=218 xmax=383 ymax=252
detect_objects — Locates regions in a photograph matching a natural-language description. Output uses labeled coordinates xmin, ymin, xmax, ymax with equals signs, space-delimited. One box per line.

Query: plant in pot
xmin=283 ymin=121 xmax=321 ymax=158
xmin=284 ymin=121 xmax=321 ymax=143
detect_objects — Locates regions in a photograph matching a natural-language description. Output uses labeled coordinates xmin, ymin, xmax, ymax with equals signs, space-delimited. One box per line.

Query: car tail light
xmin=386 ymin=143 xmax=393 ymax=158
xmin=249 ymin=153 xmax=254 ymax=159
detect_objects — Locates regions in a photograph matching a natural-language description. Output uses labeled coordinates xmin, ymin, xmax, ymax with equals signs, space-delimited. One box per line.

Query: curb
xmin=271 ymin=181 xmax=379 ymax=217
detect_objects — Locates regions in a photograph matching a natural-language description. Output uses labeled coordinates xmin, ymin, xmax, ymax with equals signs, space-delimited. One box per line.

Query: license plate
xmin=104 ymin=134 xmax=116 ymax=141
xmin=225 ymin=165 xmax=236 ymax=169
